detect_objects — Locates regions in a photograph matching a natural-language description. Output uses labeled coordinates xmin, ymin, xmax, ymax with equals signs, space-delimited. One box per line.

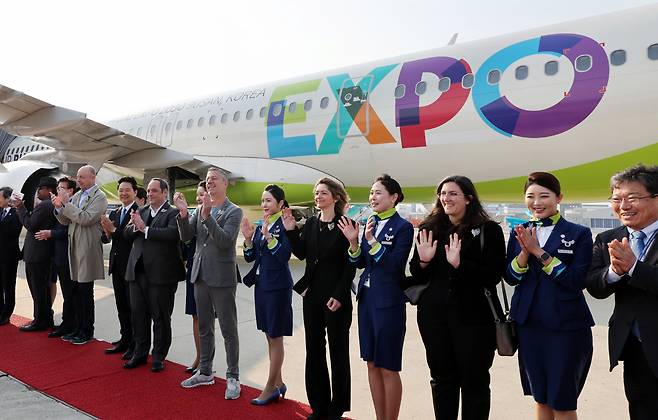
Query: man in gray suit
xmin=174 ymin=167 xmax=243 ymax=399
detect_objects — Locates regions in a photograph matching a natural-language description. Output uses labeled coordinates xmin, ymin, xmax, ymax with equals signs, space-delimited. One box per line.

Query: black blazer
xmin=51 ymin=221 xmax=69 ymax=268
xmin=102 ymin=202 xmax=139 ymax=277
xmin=0 ymin=208 xmax=22 ymax=263
xmin=124 ymin=202 xmax=185 ymax=285
xmin=408 ymin=220 xmax=506 ymax=325
xmin=287 ymin=215 xmax=356 ymax=307
xmin=17 ymin=199 xmax=56 ymax=264
xmin=586 ymin=225 xmax=658 ymax=376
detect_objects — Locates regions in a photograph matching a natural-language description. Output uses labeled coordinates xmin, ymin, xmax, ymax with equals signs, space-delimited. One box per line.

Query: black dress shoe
xmin=105 ymin=342 xmax=129 ymax=354
xmin=123 ymin=356 xmax=148 ymax=369
xmin=20 ymin=323 xmax=47 ymax=332
xmin=151 ymin=360 xmax=165 ymax=372
xmin=121 ymin=349 xmax=134 ymax=360
xmin=0 ymin=317 xmax=9 ymax=326
xmin=48 ymin=328 xmax=71 ymax=338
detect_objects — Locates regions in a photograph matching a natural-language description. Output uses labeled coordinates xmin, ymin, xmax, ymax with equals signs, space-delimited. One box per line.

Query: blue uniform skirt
xmin=358 ymin=287 xmax=406 ymax=372
xmin=517 ymin=324 xmax=593 ymax=411
xmin=255 ymin=287 xmax=293 ymax=338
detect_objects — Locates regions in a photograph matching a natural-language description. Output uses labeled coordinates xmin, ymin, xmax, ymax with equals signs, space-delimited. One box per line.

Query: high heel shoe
xmin=250 ymin=387 xmax=281 ymax=406
xmin=278 ymin=383 xmax=287 ymax=399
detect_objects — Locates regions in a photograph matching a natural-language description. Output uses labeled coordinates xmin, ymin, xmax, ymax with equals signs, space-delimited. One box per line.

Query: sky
xmin=3 ymin=0 xmax=657 ymax=121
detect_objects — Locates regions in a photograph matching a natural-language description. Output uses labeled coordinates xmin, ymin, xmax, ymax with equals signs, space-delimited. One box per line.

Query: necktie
xmin=630 ymin=230 xmax=647 ymax=259
xmin=0 ymin=209 xmax=6 ymax=221
xmin=120 ymin=207 xmax=127 ymax=225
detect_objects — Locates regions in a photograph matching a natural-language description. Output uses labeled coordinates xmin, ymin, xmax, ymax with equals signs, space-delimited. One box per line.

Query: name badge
xmin=557 ymin=249 xmax=573 ymax=254
xmin=381 ymin=241 xmax=392 ymax=245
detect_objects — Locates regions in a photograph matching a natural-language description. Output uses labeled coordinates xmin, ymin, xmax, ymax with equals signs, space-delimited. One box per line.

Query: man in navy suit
xmin=587 ymin=165 xmax=658 ymax=420
xmin=0 ymin=187 xmax=23 ymax=325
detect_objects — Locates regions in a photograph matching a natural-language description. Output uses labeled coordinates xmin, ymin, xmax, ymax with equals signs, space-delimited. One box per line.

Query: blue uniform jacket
xmin=243 ymin=217 xmax=293 ymax=291
xmin=350 ymin=212 xmax=414 ymax=309
xmin=504 ymin=217 xmax=594 ymax=330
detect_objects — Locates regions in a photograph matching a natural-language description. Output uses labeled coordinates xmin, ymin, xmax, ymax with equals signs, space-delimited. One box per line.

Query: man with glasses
xmin=587 ymin=164 xmax=658 ymax=420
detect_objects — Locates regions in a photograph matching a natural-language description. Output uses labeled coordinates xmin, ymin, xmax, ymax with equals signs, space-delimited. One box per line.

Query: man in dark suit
xmin=101 ymin=176 xmax=139 ymax=357
xmin=0 ymin=187 xmax=23 ymax=325
xmin=16 ymin=177 xmax=58 ymax=331
xmin=123 ymin=178 xmax=185 ymax=372
xmin=587 ymin=164 xmax=658 ymax=420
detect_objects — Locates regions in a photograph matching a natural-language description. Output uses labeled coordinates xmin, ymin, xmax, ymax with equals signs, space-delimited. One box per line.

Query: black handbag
xmin=403 ymin=277 xmax=429 ymax=305
xmin=480 ymin=227 xmax=518 ymax=356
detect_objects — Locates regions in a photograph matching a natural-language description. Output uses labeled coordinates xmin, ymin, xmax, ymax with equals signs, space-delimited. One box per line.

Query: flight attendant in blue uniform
xmin=338 ymin=174 xmax=413 ymax=420
xmin=241 ymin=184 xmax=293 ymax=406
xmin=504 ymin=172 xmax=594 ymax=420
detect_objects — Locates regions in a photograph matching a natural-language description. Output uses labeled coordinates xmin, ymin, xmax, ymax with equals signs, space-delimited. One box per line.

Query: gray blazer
xmin=178 ymin=198 xmax=243 ymax=288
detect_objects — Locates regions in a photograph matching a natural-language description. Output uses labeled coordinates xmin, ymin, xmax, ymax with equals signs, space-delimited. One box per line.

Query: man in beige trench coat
xmin=54 ymin=165 xmax=108 ymax=345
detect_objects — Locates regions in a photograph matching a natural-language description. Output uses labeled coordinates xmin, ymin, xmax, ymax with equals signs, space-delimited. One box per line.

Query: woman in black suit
xmin=408 ymin=175 xmax=506 ymax=420
xmin=282 ymin=178 xmax=355 ymax=420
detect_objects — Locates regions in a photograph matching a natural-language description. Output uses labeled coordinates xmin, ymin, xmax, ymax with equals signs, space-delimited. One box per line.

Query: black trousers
xmin=417 ymin=305 xmax=496 ymax=420
xmin=25 ymin=262 xmax=53 ymax=327
xmin=0 ymin=260 xmax=18 ymax=320
xmin=130 ymin=272 xmax=177 ymax=361
xmin=622 ymin=335 xmax=658 ymax=420
xmin=55 ymin=264 xmax=76 ymax=332
xmin=112 ymin=271 xmax=132 ymax=344
xmin=74 ymin=282 xmax=95 ymax=338
xmin=303 ymin=291 xmax=352 ymax=417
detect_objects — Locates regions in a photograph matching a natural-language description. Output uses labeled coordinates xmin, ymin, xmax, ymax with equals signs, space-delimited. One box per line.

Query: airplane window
xmin=260 ymin=106 xmax=268 ymax=118
xmin=575 ymin=55 xmax=592 ymax=72
xmin=187 ymin=119 xmax=193 ymax=129
xmin=209 ymin=115 xmax=217 ymax=125
xmin=320 ymin=97 xmax=329 ymax=109
xmin=246 ymin=109 xmax=254 ymax=120
xmin=515 ymin=65 xmax=528 ymax=80
xmin=487 ymin=70 xmax=500 ymax=85
xmin=415 ymin=81 xmax=427 ymax=95
xmin=137 ymin=127 xmax=142 ymax=136
xmin=438 ymin=77 xmax=451 ymax=92
xmin=462 ymin=73 xmax=474 ymax=89
xmin=545 ymin=60 xmax=559 ymax=76
xmin=610 ymin=50 xmax=626 ymax=66
xmin=221 ymin=113 xmax=228 ymax=124
xmin=394 ymin=84 xmax=405 ymax=98
xmin=289 ymin=102 xmax=297 ymax=114
xmin=198 ymin=117 xmax=205 ymax=127
xmin=304 ymin=99 xmax=312 ymax=111
xmin=20 ymin=147 xmax=24 ymax=153
xmin=165 ymin=122 xmax=171 ymax=133
xmin=648 ymin=44 xmax=658 ymax=60
xmin=272 ymin=103 xmax=283 ymax=117
xmin=233 ymin=111 xmax=240 ymax=122
xmin=176 ymin=121 xmax=183 ymax=130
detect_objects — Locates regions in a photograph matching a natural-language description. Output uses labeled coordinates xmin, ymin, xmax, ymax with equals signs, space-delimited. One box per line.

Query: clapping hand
xmin=364 ymin=217 xmax=376 ymax=243
xmin=608 ymin=237 xmax=636 ymax=275
xmin=415 ymin=229 xmax=437 ymax=265
xmin=130 ymin=210 xmax=146 ymax=233
xmin=173 ymin=192 xmax=189 ymax=218
xmin=240 ymin=216 xmax=255 ymax=247
xmin=515 ymin=225 xmax=541 ymax=256
xmin=445 ymin=233 xmax=461 ymax=269
xmin=100 ymin=215 xmax=115 ymax=235
xmin=281 ymin=208 xmax=296 ymax=231
xmin=338 ymin=216 xmax=359 ymax=251
xmin=200 ymin=192 xmax=212 ymax=220
xmin=261 ymin=216 xmax=271 ymax=242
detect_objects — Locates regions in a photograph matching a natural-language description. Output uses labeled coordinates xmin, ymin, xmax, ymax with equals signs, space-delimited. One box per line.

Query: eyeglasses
xmin=608 ymin=194 xmax=658 ymax=205
xmin=439 ymin=191 xmax=463 ymax=198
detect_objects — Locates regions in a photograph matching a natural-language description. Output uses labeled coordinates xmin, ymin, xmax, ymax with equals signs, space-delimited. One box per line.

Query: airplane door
xmin=147 ymin=115 xmax=163 ymax=144
xmin=160 ymin=112 xmax=178 ymax=147
xmin=337 ymin=75 xmax=373 ymax=138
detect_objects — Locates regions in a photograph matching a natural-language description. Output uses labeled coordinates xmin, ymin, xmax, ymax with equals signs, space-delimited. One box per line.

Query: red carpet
xmin=0 ymin=315 xmax=313 ymax=419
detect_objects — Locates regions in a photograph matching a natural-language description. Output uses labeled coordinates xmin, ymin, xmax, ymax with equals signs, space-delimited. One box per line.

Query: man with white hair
xmin=54 ymin=165 xmax=108 ymax=345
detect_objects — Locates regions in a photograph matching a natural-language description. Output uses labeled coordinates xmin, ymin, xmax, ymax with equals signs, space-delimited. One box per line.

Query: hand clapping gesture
xmin=130 ymin=210 xmax=146 ymax=233
xmin=240 ymin=216 xmax=255 ymax=247
xmin=261 ymin=216 xmax=271 ymax=242
xmin=337 ymin=216 xmax=359 ymax=252
xmin=281 ymin=207 xmax=296 ymax=231
xmin=173 ymin=192 xmax=189 ymax=218
xmin=415 ymin=229 xmax=437 ymax=265
xmin=100 ymin=215 xmax=115 ymax=236
xmin=608 ymin=237 xmax=636 ymax=275
xmin=445 ymin=233 xmax=462 ymax=269
xmin=200 ymin=192 xmax=212 ymax=220
xmin=363 ymin=216 xmax=376 ymax=243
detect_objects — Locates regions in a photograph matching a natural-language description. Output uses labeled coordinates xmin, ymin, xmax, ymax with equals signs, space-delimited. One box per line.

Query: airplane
xmin=1 ymin=3 xmax=657 ymax=206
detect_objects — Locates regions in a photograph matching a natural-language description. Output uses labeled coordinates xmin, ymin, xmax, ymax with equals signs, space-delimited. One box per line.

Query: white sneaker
xmin=181 ymin=371 xmax=215 ymax=389
xmin=225 ymin=377 xmax=241 ymax=400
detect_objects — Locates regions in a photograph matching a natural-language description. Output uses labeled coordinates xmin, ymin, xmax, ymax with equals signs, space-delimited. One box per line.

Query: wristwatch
xmin=368 ymin=237 xmax=378 ymax=246
xmin=538 ymin=251 xmax=551 ymax=263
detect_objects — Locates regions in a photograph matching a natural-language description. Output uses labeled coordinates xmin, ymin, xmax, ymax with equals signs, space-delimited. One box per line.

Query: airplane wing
xmin=0 ymin=84 xmax=210 ymax=176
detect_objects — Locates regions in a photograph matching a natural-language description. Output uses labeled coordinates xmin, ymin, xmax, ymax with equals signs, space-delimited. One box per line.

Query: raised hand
xmin=261 ymin=216 xmax=271 ymax=241
xmin=364 ymin=217 xmax=376 ymax=242
xmin=131 ymin=210 xmax=146 ymax=233
xmin=240 ymin=216 xmax=255 ymax=246
xmin=200 ymin=192 xmax=212 ymax=220
xmin=608 ymin=237 xmax=636 ymax=275
xmin=173 ymin=192 xmax=189 ymax=218
xmin=281 ymin=207 xmax=296 ymax=231
xmin=51 ymin=193 xmax=63 ymax=209
xmin=444 ymin=233 xmax=462 ymax=269
xmin=100 ymin=215 xmax=115 ymax=235
xmin=338 ymin=216 xmax=359 ymax=251
xmin=415 ymin=229 xmax=437 ymax=264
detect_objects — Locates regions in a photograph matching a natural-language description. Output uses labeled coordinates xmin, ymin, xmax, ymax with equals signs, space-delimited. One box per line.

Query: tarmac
xmin=1 ymin=241 xmax=629 ymax=420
